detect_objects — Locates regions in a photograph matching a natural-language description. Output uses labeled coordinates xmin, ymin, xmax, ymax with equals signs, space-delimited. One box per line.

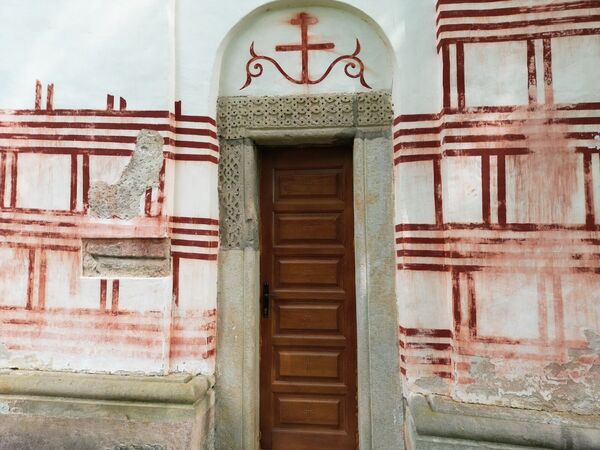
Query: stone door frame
xmin=215 ymin=91 xmax=404 ymax=450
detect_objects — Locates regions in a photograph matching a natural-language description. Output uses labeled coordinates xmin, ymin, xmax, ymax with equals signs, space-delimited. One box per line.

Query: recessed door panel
xmin=260 ymin=145 xmax=358 ymax=450
xmin=277 ymin=395 xmax=343 ymax=428
xmin=275 ymin=213 xmax=343 ymax=244
xmin=277 ymin=303 xmax=342 ymax=333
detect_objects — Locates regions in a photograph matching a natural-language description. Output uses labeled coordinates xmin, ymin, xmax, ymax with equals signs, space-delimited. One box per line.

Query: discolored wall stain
xmin=511 ymin=108 xmax=580 ymax=224
xmin=462 ymin=330 xmax=600 ymax=415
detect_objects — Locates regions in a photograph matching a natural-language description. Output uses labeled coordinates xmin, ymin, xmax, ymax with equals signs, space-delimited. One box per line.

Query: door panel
xmin=260 ymin=146 xmax=358 ymax=450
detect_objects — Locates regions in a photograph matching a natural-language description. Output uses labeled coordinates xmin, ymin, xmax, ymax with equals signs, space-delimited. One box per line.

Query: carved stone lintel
xmin=217 ymin=91 xmax=392 ymax=140
xmin=217 ymin=91 xmax=393 ymax=250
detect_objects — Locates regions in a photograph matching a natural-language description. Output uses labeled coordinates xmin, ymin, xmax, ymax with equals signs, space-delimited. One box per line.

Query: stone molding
xmin=216 ymin=91 xmax=393 ymax=140
xmin=0 ymin=370 xmax=215 ymax=449
xmin=407 ymin=393 xmax=600 ymax=449
xmin=0 ymin=370 xmax=213 ymax=405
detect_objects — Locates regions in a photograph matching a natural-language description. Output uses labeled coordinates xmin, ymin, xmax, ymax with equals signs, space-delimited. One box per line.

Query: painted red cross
xmin=275 ymin=12 xmax=335 ymax=84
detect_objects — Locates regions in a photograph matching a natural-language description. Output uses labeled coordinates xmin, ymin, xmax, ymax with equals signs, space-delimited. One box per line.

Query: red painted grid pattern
xmin=396 ymin=1 xmax=600 ymax=390
xmin=0 ymin=87 xmax=220 ymax=371
xmin=436 ymin=0 xmax=600 ymax=50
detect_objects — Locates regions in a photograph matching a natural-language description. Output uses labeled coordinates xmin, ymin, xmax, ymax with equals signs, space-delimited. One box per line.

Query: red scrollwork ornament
xmin=241 ymin=12 xmax=371 ymax=90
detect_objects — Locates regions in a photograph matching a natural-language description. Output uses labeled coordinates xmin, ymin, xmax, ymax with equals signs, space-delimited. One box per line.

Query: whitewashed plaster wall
xmin=1 ymin=0 xmax=599 ymax=420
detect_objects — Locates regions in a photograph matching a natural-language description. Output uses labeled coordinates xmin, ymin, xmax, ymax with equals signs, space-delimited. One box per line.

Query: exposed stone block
xmin=82 ymin=238 xmax=170 ymax=277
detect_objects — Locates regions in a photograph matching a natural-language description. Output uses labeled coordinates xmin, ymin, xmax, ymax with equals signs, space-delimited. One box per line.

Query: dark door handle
xmin=262 ymin=282 xmax=270 ymax=318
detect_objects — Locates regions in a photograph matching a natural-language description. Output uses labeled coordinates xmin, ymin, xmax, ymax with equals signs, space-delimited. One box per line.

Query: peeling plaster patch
xmin=89 ymin=130 xmax=164 ymax=220
xmin=0 ymin=402 xmax=9 ymax=414
xmin=462 ymin=331 xmax=600 ymax=414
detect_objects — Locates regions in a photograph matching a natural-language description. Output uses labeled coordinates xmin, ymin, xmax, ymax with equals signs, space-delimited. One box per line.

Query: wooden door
xmin=259 ymin=145 xmax=358 ymax=450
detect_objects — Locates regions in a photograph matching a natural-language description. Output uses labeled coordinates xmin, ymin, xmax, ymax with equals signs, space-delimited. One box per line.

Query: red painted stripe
xmin=0 ymin=152 xmax=5 ymax=208
xmin=398 ymin=263 xmax=483 ymax=272
xmin=400 ymin=340 xmax=453 ymax=351
xmin=0 ymin=110 xmax=217 ymax=125
xmin=170 ymin=228 xmax=219 ymax=236
xmin=442 ymin=45 xmax=451 ymax=108
xmin=394 ymin=154 xmax=441 ymax=164
xmin=438 ymin=28 xmax=600 ymax=49
xmin=394 ymin=140 xmax=441 ymax=151
xmin=172 ymin=255 xmax=180 ymax=307
xmin=70 ymin=154 xmax=77 ymax=211
xmin=437 ymin=1 xmax=600 ymax=21
xmin=394 ymin=112 xmax=441 ymax=124
xmin=497 ymin=154 xmax=506 ymax=225
xmin=543 ymin=38 xmax=554 ymax=104
xmin=395 ymin=117 xmax=600 ymax=137
xmin=394 ymin=126 xmax=441 ymax=137
xmin=171 ymin=239 xmax=218 ymax=248
xmin=170 ymin=251 xmax=218 ymax=261
xmin=466 ymin=272 xmax=477 ymax=337
xmin=437 ymin=14 xmax=600 ymax=37
xmin=2 ymin=207 xmax=85 ymax=216
xmin=106 ymin=94 xmax=114 ymax=111
xmin=527 ymin=39 xmax=537 ymax=105
xmin=156 ymin=160 xmax=166 ymax=217
xmin=82 ymin=153 xmax=89 ymax=212
xmin=144 ymin=188 xmax=152 ymax=216
xmin=99 ymin=279 xmax=107 ymax=313
xmin=0 ymin=133 xmax=217 ymax=149
xmin=584 ymin=152 xmax=595 ymax=228
xmin=10 ymin=152 xmax=17 ymax=208
xmin=433 ymin=158 xmax=444 ymax=226
xmin=169 ymin=216 xmax=219 ymax=225
xmin=396 ymin=221 xmax=600 ymax=232
xmin=2 ymin=109 xmax=171 ymax=118
xmin=394 ymin=102 xmax=600 ymax=126
xmin=34 ymin=81 xmax=42 ymax=111
xmin=456 ymin=42 xmax=466 ymax=111
xmin=452 ymin=271 xmax=461 ymax=336
xmin=399 ymin=326 xmax=453 ymax=338
xmin=443 ymin=134 xmax=526 ymax=143
xmin=111 ymin=280 xmax=119 ymax=314
xmin=37 ymin=251 xmax=47 ymax=311
xmin=482 ymin=155 xmax=491 ymax=225
xmin=46 ymin=84 xmax=54 ymax=111
xmin=0 ymin=228 xmax=79 ymax=240
xmin=0 ymin=122 xmax=217 ymax=138
xmin=168 ymin=154 xmax=219 ymax=163
xmin=26 ymin=249 xmax=35 ymax=310
xmin=0 ymin=146 xmax=133 ymax=156
xmin=443 ymin=148 xmax=529 ymax=157
xmin=437 ymin=0 xmax=506 ymax=8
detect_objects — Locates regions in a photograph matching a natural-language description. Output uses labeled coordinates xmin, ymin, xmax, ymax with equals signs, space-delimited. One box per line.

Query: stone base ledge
xmin=406 ymin=393 xmax=600 ymax=449
xmin=0 ymin=369 xmax=215 ymax=450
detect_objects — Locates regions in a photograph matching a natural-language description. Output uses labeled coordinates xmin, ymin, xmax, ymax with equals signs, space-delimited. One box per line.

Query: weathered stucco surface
xmin=0 ymin=0 xmax=599 ymax=447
